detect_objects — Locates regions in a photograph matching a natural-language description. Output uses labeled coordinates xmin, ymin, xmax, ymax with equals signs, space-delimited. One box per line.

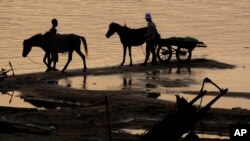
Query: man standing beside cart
xmin=142 ymin=13 xmax=158 ymax=66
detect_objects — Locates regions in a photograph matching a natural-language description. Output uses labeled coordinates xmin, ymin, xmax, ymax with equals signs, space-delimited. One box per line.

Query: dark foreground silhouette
xmin=138 ymin=78 xmax=228 ymax=141
xmin=22 ymin=33 xmax=88 ymax=72
xmin=106 ymin=22 xmax=160 ymax=66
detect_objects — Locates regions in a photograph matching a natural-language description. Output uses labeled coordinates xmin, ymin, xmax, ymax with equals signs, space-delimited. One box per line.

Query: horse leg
xmin=75 ymin=49 xmax=87 ymax=72
xmin=43 ymin=53 xmax=49 ymax=69
xmin=43 ymin=52 xmax=53 ymax=72
xmin=128 ymin=46 xmax=133 ymax=66
xmin=61 ymin=51 xmax=73 ymax=73
xmin=121 ymin=45 xmax=127 ymax=66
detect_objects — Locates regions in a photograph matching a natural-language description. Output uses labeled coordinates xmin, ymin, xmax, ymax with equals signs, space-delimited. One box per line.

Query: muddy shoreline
xmin=1 ymin=59 xmax=249 ymax=141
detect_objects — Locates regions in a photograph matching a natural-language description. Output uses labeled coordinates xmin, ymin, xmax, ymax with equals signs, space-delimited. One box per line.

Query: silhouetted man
xmin=143 ymin=13 xmax=157 ymax=65
xmin=49 ymin=18 xmax=58 ymax=34
xmin=46 ymin=18 xmax=59 ymax=71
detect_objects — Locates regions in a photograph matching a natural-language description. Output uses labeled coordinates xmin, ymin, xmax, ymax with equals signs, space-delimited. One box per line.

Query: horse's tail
xmin=80 ymin=36 xmax=88 ymax=57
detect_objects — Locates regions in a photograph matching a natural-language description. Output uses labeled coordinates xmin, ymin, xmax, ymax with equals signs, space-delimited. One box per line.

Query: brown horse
xmin=106 ymin=22 xmax=160 ymax=66
xmin=22 ymin=33 xmax=88 ymax=72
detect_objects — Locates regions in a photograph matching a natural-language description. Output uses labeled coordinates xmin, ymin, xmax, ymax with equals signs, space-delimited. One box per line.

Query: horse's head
xmin=22 ymin=34 xmax=43 ymax=57
xmin=106 ymin=22 xmax=120 ymax=38
xmin=22 ymin=39 xmax=32 ymax=57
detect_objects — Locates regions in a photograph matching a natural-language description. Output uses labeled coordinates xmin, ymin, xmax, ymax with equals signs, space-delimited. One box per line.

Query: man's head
xmin=145 ymin=13 xmax=152 ymax=21
xmin=51 ymin=18 xmax=58 ymax=27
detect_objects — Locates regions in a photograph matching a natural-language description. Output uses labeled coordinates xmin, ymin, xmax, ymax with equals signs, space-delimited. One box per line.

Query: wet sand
xmin=0 ymin=59 xmax=249 ymax=141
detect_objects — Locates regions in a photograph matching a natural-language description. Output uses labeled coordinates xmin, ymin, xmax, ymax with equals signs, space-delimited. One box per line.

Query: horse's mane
xmin=23 ymin=34 xmax=44 ymax=46
xmin=29 ymin=34 xmax=43 ymax=40
xmin=111 ymin=22 xmax=146 ymax=31
xmin=110 ymin=22 xmax=123 ymax=29
xmin=124 ymin=23 xmax=146 ymax=30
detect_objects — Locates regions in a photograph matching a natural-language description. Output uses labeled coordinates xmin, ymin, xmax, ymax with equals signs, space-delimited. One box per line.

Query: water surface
xmin=1 ymin=0 xmax=250 ymax=74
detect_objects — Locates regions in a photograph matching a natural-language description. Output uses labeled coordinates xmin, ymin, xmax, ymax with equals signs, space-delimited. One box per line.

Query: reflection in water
xmin=0 ymin=90 xmax=37 ymax=109
xmin=122 ymin=76 xmax=132 ymax=90
xmin=158 ymin=68 xmax=192 ymax=75
xmin=59 ymin=77 xmax=72 ymax=88
xmin=0 ymin=89 xmax=14 ymax=104
xmin=146 ymin=70 xmax=161 ymax=80
xmin=83 ymin=75 xmax=87 ymax=89
xmin=167 ymin=68 xmax=192 ymax=75
xmin=123 ymin=77 xmax=132 ymax=86
xmin=59 ymin=75 xmax=125 ymax=90
xmin=58 ymin=67 xmax=194 ymax=91
xmin=145 ymin=68 xmax=191 ymax=80
xmin=57 ymin=68 xmax=250 ymax=110
xmin=176 ymin=67 xmax=191 ymax=74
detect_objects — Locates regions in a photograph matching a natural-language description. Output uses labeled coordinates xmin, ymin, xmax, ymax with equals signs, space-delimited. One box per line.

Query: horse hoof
xmin=129 ymin=63 xmax=133 ymax=66
xmin=53 ymin=68 xmax=59 ymax=71
xmin=45 ymin=68 xmax=52 ymax=72
xmin=120 ymin=63 xmax=124 ymax=66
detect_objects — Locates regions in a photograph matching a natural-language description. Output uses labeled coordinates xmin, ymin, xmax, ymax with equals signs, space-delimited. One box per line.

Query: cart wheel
xmin=157 ymin=45 xmax=172 ymax=63
xmin=176 ymin=47 xmax=192 ymax=62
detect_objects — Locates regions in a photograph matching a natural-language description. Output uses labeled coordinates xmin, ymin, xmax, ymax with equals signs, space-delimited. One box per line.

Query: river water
xmin=1 ymin=0 xmax=250 ymax=92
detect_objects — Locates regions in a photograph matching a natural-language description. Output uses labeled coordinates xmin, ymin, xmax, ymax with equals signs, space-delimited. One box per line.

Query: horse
xmin=22 ymin=33 xmax=88 ymax=72
xmin=106 ymin=22 xmax=160 ymax=66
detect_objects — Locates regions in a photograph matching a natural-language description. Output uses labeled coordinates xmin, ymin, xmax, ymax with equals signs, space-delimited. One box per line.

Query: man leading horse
xmin=142 ymin=13 xmax=158 ymax=66
xmin=106 ymin=13 xmax=160 ymax=66
xmin=44 ymin=18 xmax=59 ymax=72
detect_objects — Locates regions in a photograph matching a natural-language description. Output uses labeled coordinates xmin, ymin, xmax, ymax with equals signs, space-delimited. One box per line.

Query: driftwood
xmin=23 ymin=97 xmax=86 ymax=109
xmin=0 ymin=116 xmax=55 ymax=133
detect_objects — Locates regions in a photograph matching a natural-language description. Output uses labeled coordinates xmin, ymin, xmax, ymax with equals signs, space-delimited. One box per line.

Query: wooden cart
xmin=156 ymin=37 xmax=207 ymax=63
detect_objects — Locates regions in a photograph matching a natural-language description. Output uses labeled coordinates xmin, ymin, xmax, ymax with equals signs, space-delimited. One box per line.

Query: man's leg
xmin=143 ymin=41 xmax=151 ymax=65
xmin=150 ymin=42 xmax=157 ymax=65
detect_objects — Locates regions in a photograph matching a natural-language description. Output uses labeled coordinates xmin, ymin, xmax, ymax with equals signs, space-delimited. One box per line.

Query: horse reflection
xmin=123 ymin=77 xmax=132 ymax=86
xmin=161 ymin=68 xmax=192 ymax=75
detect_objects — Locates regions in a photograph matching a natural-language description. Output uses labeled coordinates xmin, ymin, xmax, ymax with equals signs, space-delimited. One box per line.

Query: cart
xmin=156 ymin=37 xmax=207 ymax=63
xmin=138 ymin=78 xmax=228 ymax=141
